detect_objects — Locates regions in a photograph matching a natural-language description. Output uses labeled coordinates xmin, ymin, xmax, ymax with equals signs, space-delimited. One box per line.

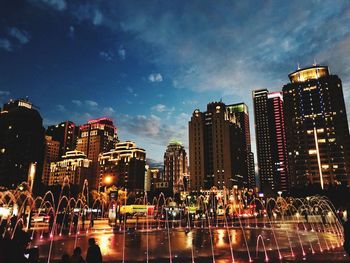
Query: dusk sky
xmin=1 ymin=0 xmax=350 ymax=163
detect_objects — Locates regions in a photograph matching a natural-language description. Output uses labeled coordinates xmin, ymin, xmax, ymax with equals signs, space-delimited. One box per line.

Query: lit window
xmin=308 ymin=149 xmax=317 ymax=155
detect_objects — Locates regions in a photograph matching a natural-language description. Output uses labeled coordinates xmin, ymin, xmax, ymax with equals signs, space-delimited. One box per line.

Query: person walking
xmin=343 ymin=212 xmax=350 ymax=257
xmin=86 ymin=238 xmax=102 ymax=263
xmin=70 ymin=247 xmax=85 ymax=263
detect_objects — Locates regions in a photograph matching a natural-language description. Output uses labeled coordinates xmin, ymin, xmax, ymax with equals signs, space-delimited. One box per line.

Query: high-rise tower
xmin=189 ymin=101 xmax=247 ymax=191
xmin=253 ymin=90 xmax=289 ymax=193
xmin=163 ymin=141 xmax=188 ymax=193
xmin=0 ymin=99 xmax=45 ymax=191
xmin=76 ymin=118 xmax=118 ymax=189
xmin=226 ymin=103 xmax=255 ymax=189
xmin=46 ymin=121 xmax=78 ymax=158
xmin=283 ymin=65 xmax=350 ymax=189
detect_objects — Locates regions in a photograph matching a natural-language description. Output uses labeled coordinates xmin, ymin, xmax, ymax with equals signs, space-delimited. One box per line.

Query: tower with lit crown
xmin=164 ymin=141 xmax=188 ymax=193
xmin=283 ymin=65 xmax=350 ymax=189
xmin=76 ymin=118 xmax=118 ymax=189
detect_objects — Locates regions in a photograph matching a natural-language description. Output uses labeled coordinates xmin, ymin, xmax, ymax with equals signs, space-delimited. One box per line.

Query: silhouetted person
xmin=10 ymin=214 xmax=17 ymax=231
xmin=27 ymin=247 xmax=40 ymax=263
xmin=81 ymin=214 xmax=85 ymax=230
xmin=59 ymin=254 xmax=70 ymax=263
xmin=70 ymin=247 xmax=85 ymax=263
xmin=73 ymin=214 xmax=79 ymax=232
xmin=343 ymin=212 xmax=350 ymax=257
xmin=86 ymin=238 xmax=102 ymax=263
xmin=90 ymin=215 xmax=94 ymax=229
xmin=11 ymin=224 xmax=31 ymax=263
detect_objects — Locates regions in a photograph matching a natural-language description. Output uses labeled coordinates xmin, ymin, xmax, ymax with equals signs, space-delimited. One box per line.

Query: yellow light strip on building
xmin=314 ymin=127 xmax=324 ymax=189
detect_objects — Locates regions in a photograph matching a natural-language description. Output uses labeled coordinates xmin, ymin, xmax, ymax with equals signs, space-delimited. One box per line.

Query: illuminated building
xmin=46 ymin=121 xmax=78 ymax=157
xmin=99 ymin=141 xmax=146 ymax=192
xmin=283 ymin=65 xmax=350 ymax=188
xmin=49 ymin=150 xmax=92 ymax=186
xmin=76 ymin=118 xmax=118 ymax=189
xmin=42 ymin=135 xmax=60 ymax=185
xmin=253 ymin=90 xmax=289 ymax=193
xmin=0 ymin=99 xmax=45 ymax=191
xmin=189 ymin=101 xmax=249 ymax=191
xmin=163 ymin=141 xmax=188 ymax=193
xmin=226 ymin=103 xmax=256 ymax=189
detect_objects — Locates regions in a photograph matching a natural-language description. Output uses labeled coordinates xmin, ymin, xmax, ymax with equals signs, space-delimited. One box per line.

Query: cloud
xmin=85 ymin=100 xmax=98 ymax=107
xmin=56 ymin=104 xmax=66 ymax=112
xmin=72 ymin=99 xmax=82 ymax=106
xmin=99 ymin=51 xmax=113 ymax=61
xmin=118 ymin=112 xmax=189 ymax=148
xmin=118 ymin=46 xmax=126 ymax=60
xmin=148 ymin=73 xmax=163 ymax=82
xmin=93 ymin=9 xmax=103 ymax=25
xmin=72 ymin=4 xmax=103 ymax=26
xmin=33 ymin=0 xmax=67 ymax=11
xmin=8 ymin=27 xmax=30 ymax=44
xmin=0 ymin=91 xmax=10 ymax=104
xmin=102 ymin=106 xmax=115 ymax=116
xmin=68 ymin=26 xmax=75 ymax=38
xmin=151 ymin=104 xmax=174 ymax=113
xmin=0 ymin=91 xmax=10 ymax=96
xmin=0 ymin=38 xmax=12 ymax=52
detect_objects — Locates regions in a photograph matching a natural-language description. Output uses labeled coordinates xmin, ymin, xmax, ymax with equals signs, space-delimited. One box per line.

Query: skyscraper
xmin=189 ymin=101 xmax=248 ymax=191
xmin=0 ymin=99 xmax=45 ymax=191
xmin=283 ymin=65 xmax=350 ymax=189
xmin=163 ymin=141 xmax=188 ymax=193
xmin=99 ymin=141 xmax=146 ymax=192
xmin=253 ymin=90 xmax=289 ymax=193
xmin=226 ymin=103 xmax=256 ymax=189
xmin=42 ymin=135 xmax=60 ymax=185
xmin=46 ymin=121 xmax=78 ymax=158
xmin=76 ymin=118 xmax=118 ymax=189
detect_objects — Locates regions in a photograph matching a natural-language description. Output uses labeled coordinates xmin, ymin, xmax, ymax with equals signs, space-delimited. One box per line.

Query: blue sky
xmin=1 ymin=0 xmax=350 ymax=163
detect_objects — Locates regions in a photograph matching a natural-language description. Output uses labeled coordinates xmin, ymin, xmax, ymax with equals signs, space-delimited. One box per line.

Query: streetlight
xmin=277 ymin=191 xmax=282 ymax=198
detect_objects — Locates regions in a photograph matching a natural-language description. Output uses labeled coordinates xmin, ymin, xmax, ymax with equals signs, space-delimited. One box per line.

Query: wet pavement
xmin=30 ymin=224 xmax=348 ymax=262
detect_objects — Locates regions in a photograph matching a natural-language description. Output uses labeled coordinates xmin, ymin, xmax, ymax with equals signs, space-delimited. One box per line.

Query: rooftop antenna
xmin=297 ymin=62 xmax=300 ymax=70
xmin=313 ymin=58 xmax=317 ymax=66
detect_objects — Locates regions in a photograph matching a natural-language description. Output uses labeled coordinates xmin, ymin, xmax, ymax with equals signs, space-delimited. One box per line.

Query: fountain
xmin=0 ymin=181 xmax=346 ymax=262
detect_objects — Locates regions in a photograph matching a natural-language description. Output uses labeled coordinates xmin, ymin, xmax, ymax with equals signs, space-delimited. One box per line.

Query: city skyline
xmin=1 ymin=1 xmax=350 ymax=163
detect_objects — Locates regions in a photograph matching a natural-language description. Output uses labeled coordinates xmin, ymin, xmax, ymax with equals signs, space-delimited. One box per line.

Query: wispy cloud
xmin=118 ymin=112 xmax=189 ymax=148
xmin=85 ymin=100 xmax=98 ymax=107
xmin=118 ymin=46 xmax=126 ymax=60
xmin=99 ymin=51 xmax=113 ymax=61
xmin=32 ymin=0 xmax=67 ymax=11
xmin=0 ymin=91 xmax=10 ymax=104
xmin=68 ymin=26 xmax=75 ymax=38
xmin=151 ymin=104 xmax=174 ymax=113
xmin=8 ymin=27 xmax=30 ymax=44
xmin=72 ymin=99 xmax=82 ymax=106
xmin=148 ymin=73 xmax=163 ymax=82
xmin=56 ymin=104 xmax=66 ymax=112
xmin=0 ymin=39 xmax=12 ymax=52
xmin=72 ymin=3 xmax=103 ymax=26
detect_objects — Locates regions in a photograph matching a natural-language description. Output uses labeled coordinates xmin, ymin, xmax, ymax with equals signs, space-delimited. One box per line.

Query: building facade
xmin=76 ymin=118 xmax=118 ymax=189
xmin=46 ymin=121 xmax=78 ymax=158
xmin=253 ymin=90 xmax=289 ymax=193
xmin=283 ymin=65 xmax=350 ymax=189
xmin=99 ymin=141 xmax=146 ymax=192
xmin=0 ymin=99 xmax=45 ymax=191
xmin=189 ymin=101 xmax=248 ymax=191
xmin=163 ymin=141 xmax=188 ymax=193
xmin=42 ymin=135 xmax=60 ymax=185
xmin=49 ymin=150 xmax=92 ymax=186
xmin=226 ymin=103 xmax=255 ymax=189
